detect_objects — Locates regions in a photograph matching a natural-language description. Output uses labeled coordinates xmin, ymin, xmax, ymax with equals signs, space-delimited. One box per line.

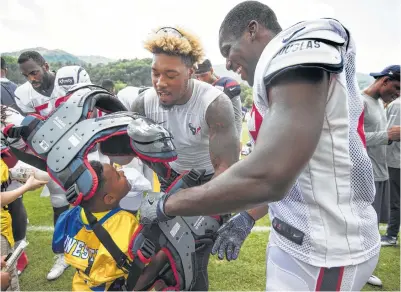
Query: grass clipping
xmin=144 ymin=27 xmax=204 ymax=66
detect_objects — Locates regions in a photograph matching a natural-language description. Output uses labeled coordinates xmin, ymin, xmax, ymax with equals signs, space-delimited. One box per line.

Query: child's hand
xmin=1 ymin=256 xmax=10 ymax=290
xmin=24 ymin=175 xmax=48 ymax=191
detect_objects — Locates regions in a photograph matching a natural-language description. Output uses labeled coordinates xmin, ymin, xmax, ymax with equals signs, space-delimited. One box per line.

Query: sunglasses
xmin=194 ymin=72 xmax=210 ymax=78
xmin=156 ymin=27 xmax=184 ymax=38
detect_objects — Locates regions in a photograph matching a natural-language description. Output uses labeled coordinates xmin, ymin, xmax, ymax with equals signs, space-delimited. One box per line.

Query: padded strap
xmin=9 ymin=147 xmax=47 ymax=171
xmin=83 ymin=208 xmax=131 ymax=272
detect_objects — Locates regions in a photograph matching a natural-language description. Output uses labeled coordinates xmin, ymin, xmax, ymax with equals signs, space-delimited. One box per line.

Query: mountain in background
xmin=3 ymin=47 xmax=374 ymax=90
xmin=3 ymin=47 xmax=114 ymax=65
xmin=77 ymin=55 xmax=115 ymax=65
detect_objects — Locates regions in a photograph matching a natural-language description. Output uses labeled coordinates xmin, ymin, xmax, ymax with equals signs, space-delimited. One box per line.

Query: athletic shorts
xmin=265 ymin=243 xmax=379 ymax=291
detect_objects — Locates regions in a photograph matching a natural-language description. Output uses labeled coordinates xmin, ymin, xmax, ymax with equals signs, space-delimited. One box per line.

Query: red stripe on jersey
xmin=357 ymin=111 xmax=366 ymax=148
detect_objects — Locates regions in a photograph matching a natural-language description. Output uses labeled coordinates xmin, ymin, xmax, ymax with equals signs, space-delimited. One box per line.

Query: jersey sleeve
xmin=14 ymin=83 xmax=35 ymax=113
xmin=264 ymin=39 xmax=343 ymax=86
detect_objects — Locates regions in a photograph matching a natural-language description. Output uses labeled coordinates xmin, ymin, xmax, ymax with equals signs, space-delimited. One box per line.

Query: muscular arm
xmin=206 ymin=94 xmax=240 ymax=178
xmin=164 ymin=67 xmax=329 ymax=216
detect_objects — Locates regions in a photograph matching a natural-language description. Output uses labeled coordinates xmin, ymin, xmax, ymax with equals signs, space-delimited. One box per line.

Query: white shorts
xmin=266 ymin=243 xmax=379 ymax=291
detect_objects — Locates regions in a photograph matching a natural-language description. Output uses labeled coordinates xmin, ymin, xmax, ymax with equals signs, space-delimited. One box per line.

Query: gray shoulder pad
xmin=295 ymin=29 xmax=346 ymax=46
xmin=264 ymin=39 xmax=343 ymax=86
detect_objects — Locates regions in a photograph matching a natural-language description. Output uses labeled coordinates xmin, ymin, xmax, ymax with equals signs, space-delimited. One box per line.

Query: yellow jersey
xmin=52 ymin=206 xmax=139 ymax=291
xmin=1 ymin=159 xmax=14 ymax=247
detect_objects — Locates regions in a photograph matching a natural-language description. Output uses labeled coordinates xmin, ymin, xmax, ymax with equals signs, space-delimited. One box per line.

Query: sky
xmin=0 ymin=0 xmax=400 ymax=73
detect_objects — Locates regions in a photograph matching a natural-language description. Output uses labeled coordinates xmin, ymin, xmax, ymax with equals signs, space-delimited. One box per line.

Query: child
xmin=1 ymin=158 xmax=48 ymax=291
xmin=52 ymin=161 xmax=143 ymax=290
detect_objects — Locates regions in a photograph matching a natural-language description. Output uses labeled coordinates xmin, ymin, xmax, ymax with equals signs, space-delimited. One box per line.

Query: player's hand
xmin=388 ymin=126 xmax=401 ymax=141
xmin=24 ymin=175 xmax=48 ymax=191
xmin=139 ymin=192 xmax=174 ymax=224
xmin=212 ymin=212 xmax=255 ymax=261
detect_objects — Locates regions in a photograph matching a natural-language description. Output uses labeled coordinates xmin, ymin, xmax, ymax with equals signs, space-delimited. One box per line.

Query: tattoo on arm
xmin=206 ymin=93 xmax=240 ymax=177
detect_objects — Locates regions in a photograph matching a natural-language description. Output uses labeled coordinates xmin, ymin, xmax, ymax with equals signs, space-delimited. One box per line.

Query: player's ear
xmin=188 ymin=67 xmax=194 ymax=77
xmin=44 ymin=62 xmax=49 ymax=71
xmin=103 ymin=193 xmax=117 ymax=205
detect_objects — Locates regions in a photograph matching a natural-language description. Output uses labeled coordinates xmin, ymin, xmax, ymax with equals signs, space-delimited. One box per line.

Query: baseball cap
xmin=370 ymin=65 xmax=400 ymax=80
xmin=195 ymin=59 xmax=212 ymax=74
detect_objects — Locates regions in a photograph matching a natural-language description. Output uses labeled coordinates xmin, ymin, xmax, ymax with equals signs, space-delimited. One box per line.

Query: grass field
xmin=15 ymin=123 xmax=400 ymax=291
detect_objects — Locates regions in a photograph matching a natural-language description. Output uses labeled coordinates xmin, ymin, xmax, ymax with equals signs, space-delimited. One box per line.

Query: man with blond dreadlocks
xmin=129 ymin=26 xmax=239 ymax=290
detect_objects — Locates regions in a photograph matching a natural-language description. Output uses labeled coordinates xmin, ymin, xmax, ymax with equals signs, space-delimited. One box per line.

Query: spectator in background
xmin=362 ymin=65 xmax=400 ymax=286
xmin=382 ymin=97 xmax=400 ymax=246
xmin=101 ymin=79 xmax=116 ymax=95
xmin=195 ymin=59 xmax=243 ymax=140
xmin=0 ymin=57 xmax=22 ymax=115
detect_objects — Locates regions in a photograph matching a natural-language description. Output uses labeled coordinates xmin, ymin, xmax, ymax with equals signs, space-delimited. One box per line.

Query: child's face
xmin=102 ymin=164 xmax=131 ymax=205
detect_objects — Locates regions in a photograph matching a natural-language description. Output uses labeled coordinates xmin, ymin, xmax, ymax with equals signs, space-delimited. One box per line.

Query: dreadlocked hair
xmin=144 ymin=27 xmax=204 ymax=67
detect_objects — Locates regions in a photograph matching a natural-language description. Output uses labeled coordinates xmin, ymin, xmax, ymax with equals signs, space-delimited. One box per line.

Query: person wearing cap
xmin=381 ymin=96 xmax=400 ymax=247
xmin=101 ymin=79 xmax=116 ymax=95
xmin=195 ymin=59 xmax=243 ymax=140
xmin=1 ymin=57 xmax=22 ymax=115
xmin=362 ymin=64 xmax=400 ymax=287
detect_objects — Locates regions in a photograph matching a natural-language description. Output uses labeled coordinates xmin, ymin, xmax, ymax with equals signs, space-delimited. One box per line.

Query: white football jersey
xmin=250 ymin=19 xmax=379 ymax=267
xmin=14 ymin=66 xmax=91 ymax=117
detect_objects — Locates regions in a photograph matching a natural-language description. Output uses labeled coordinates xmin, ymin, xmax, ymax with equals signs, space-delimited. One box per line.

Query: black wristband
xmin=388 ymin=139 xmax=393 ymax=145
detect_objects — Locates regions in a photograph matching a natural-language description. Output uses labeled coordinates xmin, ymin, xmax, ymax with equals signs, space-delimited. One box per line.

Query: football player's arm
xmin=206 ymin=94 xmax=240 ymax=178
xmin=164 ymin=67 xmax=329 ymax=216
xmin=231 ymin=96 xmax=243 ymax=140
xmin=223 ymin=80 xmax=243 ymax=139
xmin=14 ymin=92 xmax=35 ymax=114
xmin=364 ymin=103 xmax=391 ymax=145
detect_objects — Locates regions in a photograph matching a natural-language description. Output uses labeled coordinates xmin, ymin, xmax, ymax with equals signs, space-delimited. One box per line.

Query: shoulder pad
xmin=295 ymin=30 xmax=345 ymax=46
xmin=264 ymin=39 xmax=343 ymax=86
xmin=56 ymin=66 xmax=90 ymax=88
xmin=66 ymin=83 xmax=100 ymax=94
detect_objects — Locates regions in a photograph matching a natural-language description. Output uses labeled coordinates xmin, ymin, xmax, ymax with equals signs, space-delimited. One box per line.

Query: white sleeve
xmin=264 ymin=39 xmax=343 ymax=86
xmin=14 ymin=84 xmax=35 ymax=113
xmin=387 ymin=101 xmax=400 ymax=129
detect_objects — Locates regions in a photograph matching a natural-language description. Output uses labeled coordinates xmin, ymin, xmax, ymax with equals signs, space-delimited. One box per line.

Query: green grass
xmin=15 ymin=123 xmax=400 ymax=290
